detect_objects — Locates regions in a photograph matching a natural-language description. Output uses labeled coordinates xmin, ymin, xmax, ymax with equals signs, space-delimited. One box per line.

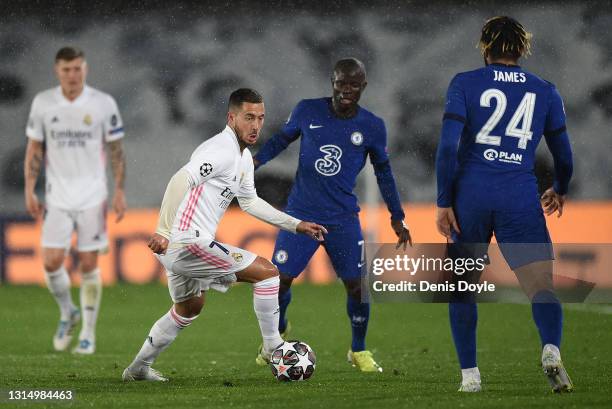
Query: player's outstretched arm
xmin=108 ymin=139 xmax=127 ymax=222
xmin=23 ymin=138 xmax=44 ymax=218
xmin=237 ymin=195 xmax=327 ymax=240
xmin=253 ymin=101 xmax=305 ymax=170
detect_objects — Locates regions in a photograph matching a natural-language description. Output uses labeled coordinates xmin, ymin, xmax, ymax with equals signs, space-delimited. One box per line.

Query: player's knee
xmin=343 ymin=279 xmax=362 ymax=301
xmin=176 ymin=295 xmax=205 ymax=318
xmin=78 ymin=252 xmax=98 ymax=273
xmin=279 ymin=273 xmax=294 ymax=293
xmin=43 ymin=254 xmax=65 ymax=272
xmin=258 ymin=256 xmax=279 ymax=280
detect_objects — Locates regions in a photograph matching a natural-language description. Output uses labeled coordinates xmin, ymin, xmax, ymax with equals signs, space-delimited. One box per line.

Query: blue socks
xmin=449 ymin=302 xmax=478 ymax=369
xmin=531 ymin=290 xmax=563 ymax=347
xmin=449 ymin=291 xmax=562 ymax=371
xmin=278 ymin=288 xmax=291 ymax=333
xmin=347 ymin=296 xmax=370 ymax=352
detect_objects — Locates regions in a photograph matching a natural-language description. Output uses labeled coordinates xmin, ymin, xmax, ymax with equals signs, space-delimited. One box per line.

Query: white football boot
xmin=458 ymin=368 xmax=481 ymax=392
xmin=72 ymin=338 xmax=95 ymax=355
xmin=541 ymin=344 xmax=573 ymax=393
xmin=122 ymin=366 xmax=168 ymax=382
xmin=53 ymin=308 xmax=80 ymax=351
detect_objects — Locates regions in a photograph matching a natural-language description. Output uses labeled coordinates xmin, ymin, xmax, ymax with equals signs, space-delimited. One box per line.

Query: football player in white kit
xmin=122 ymin=88 xmax=327 ymax=382
xmin=23 ymin=47 xmax=127 ymax=354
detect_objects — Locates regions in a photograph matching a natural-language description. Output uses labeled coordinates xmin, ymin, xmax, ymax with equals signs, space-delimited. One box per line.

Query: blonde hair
xmin=478 ymin=16 xmax=532 ymax=60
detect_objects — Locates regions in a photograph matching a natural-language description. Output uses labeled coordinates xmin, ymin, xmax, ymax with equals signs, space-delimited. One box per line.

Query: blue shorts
xmin=451 ymin=206 xmax=553 ymax=270
xmin=272 ymin=216 xmax=365 ymax=280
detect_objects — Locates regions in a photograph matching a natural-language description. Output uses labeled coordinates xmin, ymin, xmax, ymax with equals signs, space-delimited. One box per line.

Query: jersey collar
xmin=488 ymin=62 xmax=521 ymax=68
xmin=55 ymin=85 xmax=92 ymax=106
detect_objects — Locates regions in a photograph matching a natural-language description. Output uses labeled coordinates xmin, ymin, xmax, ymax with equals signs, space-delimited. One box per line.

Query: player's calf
xmin=237 ymin=257 xmax=284 ymax=363
xmin=124 ymin=298 xmax=202 ymax=379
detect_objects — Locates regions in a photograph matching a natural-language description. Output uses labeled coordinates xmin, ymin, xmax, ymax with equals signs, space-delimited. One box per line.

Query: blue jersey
xmin=255 ymin=98 xmax=404 ymax=224
xmin=439 ymin=63 xmax=568 ymax=210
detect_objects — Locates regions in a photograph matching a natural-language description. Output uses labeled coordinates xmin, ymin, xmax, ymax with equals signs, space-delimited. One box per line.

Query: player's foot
xmin=255 ymin=322 xmax=291 ymax=366
xmin=347 ymin=350 xmax=383 ymax=372
xmin=541 ymin=344 xmax=573 ymax=393
xmin=53 ymin=308 xmax=80 ymax=351
xmin=72 ymin=339 xmax=95 ymax=355
xmin=122 ymin=366 xmax=168 ymax=382
xmin=458 ymin=378 xmax=482 ymax=392
xmin=255 ymin=344 xmax=271 ymax=366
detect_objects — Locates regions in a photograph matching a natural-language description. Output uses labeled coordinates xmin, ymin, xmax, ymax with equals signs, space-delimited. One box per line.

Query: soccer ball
xmin=269 ymin=340 xmax=316 ymax=381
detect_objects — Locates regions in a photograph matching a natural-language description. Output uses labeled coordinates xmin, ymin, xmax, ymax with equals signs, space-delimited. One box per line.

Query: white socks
xmin=253 ymin=276 xmax=283 ymax=353
xmin=79 ymin=268 xmax=102 ymax=341
xmin=461 ymin=367 xmax=481 ymax=383
xmin=44 ymin=266 xmax=76 ymax=321
xmin=129 ymin=307 xmax=197 ymax=371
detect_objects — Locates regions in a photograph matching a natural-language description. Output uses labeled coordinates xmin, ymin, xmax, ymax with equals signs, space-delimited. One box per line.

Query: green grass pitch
xmin=1 ymin=283 xmax=611 ymax=408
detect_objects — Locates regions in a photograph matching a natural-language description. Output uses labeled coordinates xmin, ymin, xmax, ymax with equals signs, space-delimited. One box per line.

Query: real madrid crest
xmin=231 ymin=252 xmax=243 ymax=263
xmin=83 ymin=114 xmax=92 ymax=125
xmin=351 ymin=131 xmax=363 ymax=146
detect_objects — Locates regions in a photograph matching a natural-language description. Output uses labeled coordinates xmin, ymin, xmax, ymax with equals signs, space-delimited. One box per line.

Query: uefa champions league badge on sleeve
xmin=350 ymin=131 xmax=363 ymax=146
xmin=200 ymin=163 xmax=213 ymax=177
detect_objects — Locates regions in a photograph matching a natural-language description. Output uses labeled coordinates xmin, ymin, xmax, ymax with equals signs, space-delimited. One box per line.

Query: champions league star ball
xmin=270 ymin=341 xmax=316 ymax=381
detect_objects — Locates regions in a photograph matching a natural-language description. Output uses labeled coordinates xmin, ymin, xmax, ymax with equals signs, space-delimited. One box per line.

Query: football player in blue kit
xmin=254 ymin=58 xmax=411 ymax=372
xmin=435 ymin=16 xmax=573 ymax=392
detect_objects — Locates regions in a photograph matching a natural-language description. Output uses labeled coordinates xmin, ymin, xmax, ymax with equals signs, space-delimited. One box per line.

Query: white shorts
xmin=156 ymin=236 xmax=257 ymax=303
xmin=42 ymin=202 xmax=108 ymax=252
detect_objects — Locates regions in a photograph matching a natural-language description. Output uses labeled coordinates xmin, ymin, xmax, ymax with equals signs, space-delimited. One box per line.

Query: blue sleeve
xmin=369 ymin=119 xmax=405 ymax=221
xmin=544 ymin=86 xmax=573 ymax=195
xmin=436 ymin=75 xmax=466 ymax=207
xmin=254 ymin=101 xmax=304 ymax=169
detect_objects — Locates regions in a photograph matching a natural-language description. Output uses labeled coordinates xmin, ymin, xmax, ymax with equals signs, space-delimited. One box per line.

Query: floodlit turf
xmin=1 ymin=283 xmax=611 ymax=408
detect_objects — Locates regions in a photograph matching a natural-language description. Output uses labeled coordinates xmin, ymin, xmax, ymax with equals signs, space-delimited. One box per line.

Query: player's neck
xmin=61 ymin=85 xmax=85 ymax=101
xmin=331 ymin=100 xmax=358 ymax=119
xmin=487 ymin=57 xmax=520 ymax=67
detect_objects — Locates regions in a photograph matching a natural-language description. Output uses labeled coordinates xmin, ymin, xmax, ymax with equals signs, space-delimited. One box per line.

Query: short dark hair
xmin=333 ymin=57 xmax=366 ymax=77
xmin=55 ymin=46 xmax=85 ymax=62
xmin=228 ymin=88 xmax=263 ymax=111
xmin=479 ymin=16 xmax=532 ymax=60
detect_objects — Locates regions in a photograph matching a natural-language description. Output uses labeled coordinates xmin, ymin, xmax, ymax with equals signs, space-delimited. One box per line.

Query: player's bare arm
xmin=108 ymin=139 xmax=127 ymax=222
xmin=436 ymin=206 xmax=460 ymax=240
xmin=24 ymin=139 xmax=45 ymax=218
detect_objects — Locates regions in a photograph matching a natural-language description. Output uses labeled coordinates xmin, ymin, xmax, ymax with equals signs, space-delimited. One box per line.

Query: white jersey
xmin=171 ymin=126 xmax=257 ymax=240
xmin=26 ymin=85 xmax=124 ymax=211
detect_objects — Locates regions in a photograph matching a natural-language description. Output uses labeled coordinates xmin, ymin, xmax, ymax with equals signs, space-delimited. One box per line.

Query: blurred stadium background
xmin=1 ymin=0 xmax=611 ymax=285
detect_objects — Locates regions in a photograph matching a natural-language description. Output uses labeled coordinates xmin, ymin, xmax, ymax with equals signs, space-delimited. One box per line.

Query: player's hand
xmin=148 ymin=233 xmax=169 ymax=254
xmin=436 ymin=207 xmax=460 ymax=241
xmin=296 ymin=221 xmax=328 ymax=242
xmin=113 ymin=188 xmax=127 ymax=223
xmin=391 ymin=219 xmax=412 ymax=250
xmin=24 ymin=191 xmax=44 ymax=219
xmin=541 ymin=187 xmax=565 ymax=218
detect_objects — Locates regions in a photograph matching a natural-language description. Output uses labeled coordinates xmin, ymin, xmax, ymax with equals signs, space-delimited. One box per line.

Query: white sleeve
xmin=237 ymin=154 xmax=257 ymax=200
xmin=181 ymin=148 xmax=229 ymax=186
xmin=155 ymin=169 xmax=192 ymax=239
xmin=103 ymin=96 xmax=125 ymax=142
xmin=238 ymin=196 xmax=301 ymax=233
xmin=26 ymin=96 xmax=44 ymax=141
